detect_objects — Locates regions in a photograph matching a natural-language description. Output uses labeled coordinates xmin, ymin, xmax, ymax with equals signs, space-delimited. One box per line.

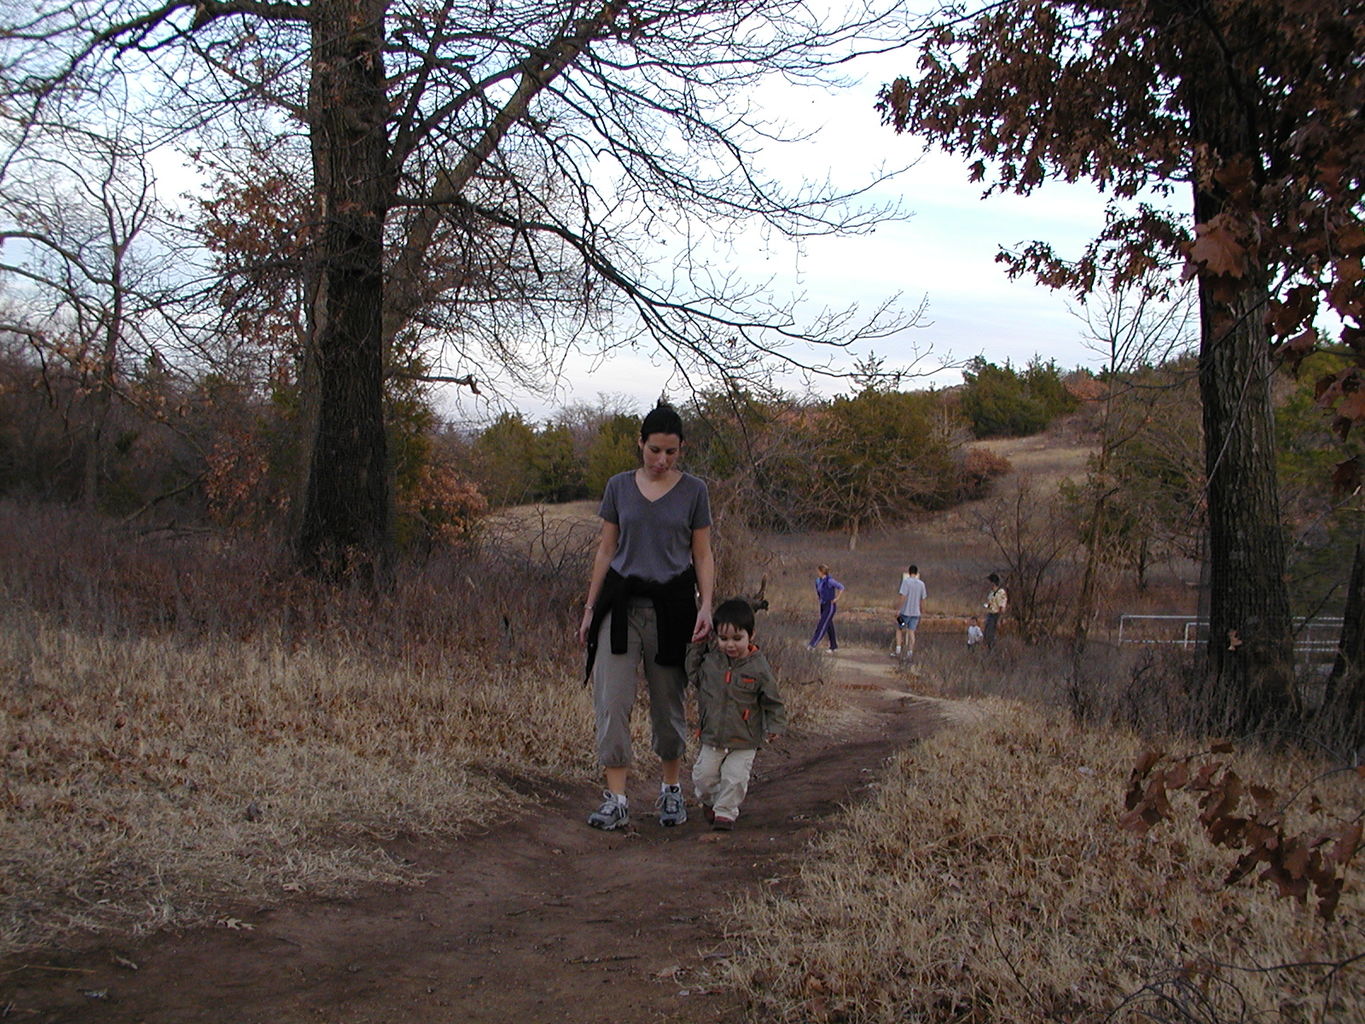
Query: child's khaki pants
xmin=692 ymin=743 xmax=757 ymax=821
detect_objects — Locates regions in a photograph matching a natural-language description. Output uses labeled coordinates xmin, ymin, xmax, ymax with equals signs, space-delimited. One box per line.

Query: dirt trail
xmin=3 ymin=647 xmax=949 ymax=1024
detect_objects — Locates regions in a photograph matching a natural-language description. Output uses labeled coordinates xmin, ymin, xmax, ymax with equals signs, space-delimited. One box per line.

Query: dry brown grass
xmin=722 ymin=701 xmax=1363 ymax=1024
xmin=0 ymin=601 xmax=594 ymax=953
xmin=0 ymin=500 xmax=833 ymax=956
xmin=483 ymin=499 xmax=601 ymax=558
xmin=0 ymin=598 xmax=835 ymax=956
xmin=974 ymin=428 xmax=1094 ymax=493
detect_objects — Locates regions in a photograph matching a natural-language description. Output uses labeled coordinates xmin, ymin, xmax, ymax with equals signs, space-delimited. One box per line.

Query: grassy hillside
xmin=725 ymin=702 xmax=1362 ymax=1023
xmin=2 ymin=426 xmax=1360 ymax=1022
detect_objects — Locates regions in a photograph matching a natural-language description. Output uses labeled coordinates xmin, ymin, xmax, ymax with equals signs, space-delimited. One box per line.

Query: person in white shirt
xmin=984 ymin=573 xmax=1008 ymax=649
xmin=894 ymin=564 xmax=927 ymax=660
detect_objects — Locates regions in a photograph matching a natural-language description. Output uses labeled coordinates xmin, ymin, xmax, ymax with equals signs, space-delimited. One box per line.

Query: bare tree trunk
xmin=287 ymin=148 xmax=328 ymax=551
xmin=82 ymin=394 xmax=105 ymax=511
xmin=85 ymin=311 xmax=118 ymax=511
xmin=1071 ymin=490 xmax=1108 ymax=667
xmin=1072 ymin=384 xmax=1117 ymax=671
xmin=295 ymin=0 xmax=393 ymax=579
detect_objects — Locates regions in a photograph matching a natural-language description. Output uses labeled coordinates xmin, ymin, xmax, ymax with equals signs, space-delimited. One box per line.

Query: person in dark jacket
xmin=687 ymin=598 xmax=786 ymax=831
xmin=577 ymin=403 xmax=714 ymax=831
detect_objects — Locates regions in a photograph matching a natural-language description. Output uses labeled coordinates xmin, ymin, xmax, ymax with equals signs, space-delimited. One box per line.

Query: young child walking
xmin=686 ymin=598 xmax=786 ymax=831
xmin=966 ymin=615 xmax=984 ymax=649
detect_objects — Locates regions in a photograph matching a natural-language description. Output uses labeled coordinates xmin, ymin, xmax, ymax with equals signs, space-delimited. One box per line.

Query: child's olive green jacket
xmin=686 ymin=641 xmax=786 ymax=750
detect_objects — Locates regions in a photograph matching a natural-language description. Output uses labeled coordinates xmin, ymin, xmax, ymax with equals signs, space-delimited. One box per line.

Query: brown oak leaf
xmin=1188 ymin=215 xmax=1249 ymax=278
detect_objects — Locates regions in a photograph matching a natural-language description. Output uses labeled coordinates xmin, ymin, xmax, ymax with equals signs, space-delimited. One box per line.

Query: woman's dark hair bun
xmin=640 ymin=402 xmax=684 ymax=442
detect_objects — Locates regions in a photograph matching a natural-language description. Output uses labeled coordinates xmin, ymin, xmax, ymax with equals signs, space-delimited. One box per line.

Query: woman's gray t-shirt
xmin=600 ymin=471 xmax=712 ymax=583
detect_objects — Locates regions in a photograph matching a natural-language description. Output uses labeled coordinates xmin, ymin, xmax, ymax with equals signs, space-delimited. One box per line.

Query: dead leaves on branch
xmin=1313 ymin=367 xmax=1365 ymax=457
xmin=882 ymin=0 xmax=1365 ymax=448
xmin=1121 ymin=746 xmax=1362 ymax=921
xmin=1183 ymin=213 xmax=1252 ymax=280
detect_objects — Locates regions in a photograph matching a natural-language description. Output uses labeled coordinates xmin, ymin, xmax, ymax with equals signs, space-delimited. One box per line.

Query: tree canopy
xmin=1 ymin=0 xmax=921 ymax=573
xmin=879 ymin=0 xmax=1364 ymax=729
xmin=881 ymin=1 xmax=1362 ymax=343
xmin=959 ymin=355 xmax=1076 ymax=438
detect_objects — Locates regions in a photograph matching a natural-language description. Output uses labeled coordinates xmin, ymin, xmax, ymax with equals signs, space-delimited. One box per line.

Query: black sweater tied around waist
xmin=583 ymin=566 xmax=698 ymax=683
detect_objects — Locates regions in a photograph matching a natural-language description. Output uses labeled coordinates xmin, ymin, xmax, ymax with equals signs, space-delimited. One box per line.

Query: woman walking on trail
xmin=808 ymin=564 xmax=844 ymax=651
xmin=578 ymin=403 xmax=715 ymax=831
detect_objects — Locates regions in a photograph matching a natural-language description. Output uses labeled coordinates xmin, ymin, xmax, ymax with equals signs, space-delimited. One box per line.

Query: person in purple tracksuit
xmin=807 ymin=564 xmax=845 ymax=651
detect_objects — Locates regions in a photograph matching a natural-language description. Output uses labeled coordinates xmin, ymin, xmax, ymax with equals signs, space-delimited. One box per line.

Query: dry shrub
xmin=909 ymin=637 xmax=1208 ymax=742
xmin=724 ymin=702 xmax=1362 ymax=1023
xmin=707 ymin=476 xmax=777 ymax=602
xmin=396 ymin=460 xmax=489 ymax=550
xmin=958 ymin=446 xmax=1013 ymax=501
xmin=0 ymin=498 xmax=592 ymax=655
xmin=0 ymin=501 xmax=288 ymax=639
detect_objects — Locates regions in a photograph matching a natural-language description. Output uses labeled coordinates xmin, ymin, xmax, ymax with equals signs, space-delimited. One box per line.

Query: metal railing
xmin=1117 ymin=614 xmax=1343 ymax=656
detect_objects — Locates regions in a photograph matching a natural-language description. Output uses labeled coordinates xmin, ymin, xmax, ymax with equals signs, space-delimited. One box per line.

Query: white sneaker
xmin=655 ymin=786 xmax=687 ymax=827
xmin=587 ymin=791 xmax=630 ymax=830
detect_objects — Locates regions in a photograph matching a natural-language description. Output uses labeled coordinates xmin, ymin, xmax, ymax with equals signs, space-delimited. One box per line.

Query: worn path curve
xmin=3 ymin=646 xmax=951 ymax=1024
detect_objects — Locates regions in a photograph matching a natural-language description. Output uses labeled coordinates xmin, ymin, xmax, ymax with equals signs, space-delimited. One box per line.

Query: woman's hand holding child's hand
xmin=691 ymin=609 xmax=713 ymax=643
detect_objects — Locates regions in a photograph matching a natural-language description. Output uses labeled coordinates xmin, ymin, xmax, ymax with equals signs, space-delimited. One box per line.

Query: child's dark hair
xmin=713 ymin=598 xmax=756 ymax=636
xmin=640 ymin=402 xmax=684 ymax=441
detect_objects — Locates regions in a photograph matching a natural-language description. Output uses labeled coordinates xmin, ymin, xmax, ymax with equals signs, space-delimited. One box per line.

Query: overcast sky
xmin=438 ymin=40 xmax=1137 ymax=426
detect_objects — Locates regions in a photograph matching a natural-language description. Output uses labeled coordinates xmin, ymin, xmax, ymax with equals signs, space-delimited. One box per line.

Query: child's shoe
xmin=711 ymin=815 xmax=735 ymax=831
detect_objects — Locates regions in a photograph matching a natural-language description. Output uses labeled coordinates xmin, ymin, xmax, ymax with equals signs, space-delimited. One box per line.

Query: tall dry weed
xmin=724 ymin=702 xmax=1362 ymax=1023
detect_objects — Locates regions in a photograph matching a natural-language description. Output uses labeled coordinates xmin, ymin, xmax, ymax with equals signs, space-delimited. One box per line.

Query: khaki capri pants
xmin=592 ymin=601 xmax=689 ymax=767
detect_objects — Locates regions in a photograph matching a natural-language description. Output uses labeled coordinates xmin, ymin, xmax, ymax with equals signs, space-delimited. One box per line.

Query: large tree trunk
xmin=1196 ymin=267 xmax=1296 ymax=729
xmin=296 ymin=0 xmax=393 ymax=579
xmin=1180 ymin=9 xmax=1297 ymax=732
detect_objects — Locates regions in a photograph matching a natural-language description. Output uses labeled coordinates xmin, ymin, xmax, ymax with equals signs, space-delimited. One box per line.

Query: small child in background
xmin=687 ymin=598 xmax=786 ymax=831
xmin=966 ymin=615 xmax=984 ymax=649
